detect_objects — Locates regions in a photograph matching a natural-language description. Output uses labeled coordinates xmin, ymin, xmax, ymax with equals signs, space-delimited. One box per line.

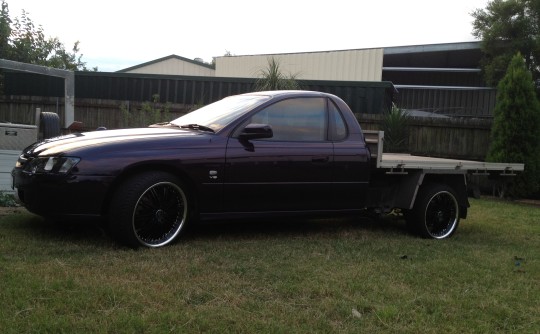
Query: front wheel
xmin=407 ymin=183 xmax=460 ymax=239
xmin=109 ymin=171 xmax=190 ymax=248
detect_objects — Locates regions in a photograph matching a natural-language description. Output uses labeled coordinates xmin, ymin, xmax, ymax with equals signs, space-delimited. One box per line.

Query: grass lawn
xmin=0 ymin=198 xmax=538 ymax=333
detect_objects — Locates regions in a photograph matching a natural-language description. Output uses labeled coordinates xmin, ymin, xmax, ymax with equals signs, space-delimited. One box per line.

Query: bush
xmin=120 ymin=94 xmax=171 ymax=128
xmin=486 ymin=53 xmax=540 ymax=198
xmin=254 ymin=57 xmax=301 ymax=91
xmin=381 ymin=105 xmax=410 ymax=153
xmin=0 ymin=191 xmax=17 ymax=207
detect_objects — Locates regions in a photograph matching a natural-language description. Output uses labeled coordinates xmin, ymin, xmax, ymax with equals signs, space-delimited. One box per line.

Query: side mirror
xmin=239 ymin=124 xmax=273 ymax=140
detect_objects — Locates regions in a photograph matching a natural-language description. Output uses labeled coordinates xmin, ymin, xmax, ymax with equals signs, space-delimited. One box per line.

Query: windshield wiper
xmin=179 ymin=124 xmax=215 ymax=133
xmin=150 ymin=122 xmax=215 ymax=133
xmin=150 ymin=122 xmax=178 ymax=128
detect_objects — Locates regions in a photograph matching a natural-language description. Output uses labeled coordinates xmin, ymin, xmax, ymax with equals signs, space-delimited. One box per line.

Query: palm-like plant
xmin=382 ymin=105 xmax=410 ymax=153
xmin=254 ymin=57 xmax=300 ymax=91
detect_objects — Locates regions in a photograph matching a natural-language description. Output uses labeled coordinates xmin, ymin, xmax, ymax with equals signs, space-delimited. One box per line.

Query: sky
xmin=7 ymin=0 xmax=490 ymax=72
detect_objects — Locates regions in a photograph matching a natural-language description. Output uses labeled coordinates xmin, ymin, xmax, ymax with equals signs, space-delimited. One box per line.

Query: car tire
xmin=109 ymin=171 xmax=190 ymax=248
xmin=39 ymin=112 xmax=61 ymax=139
xmin=407 ymin=183 xmax=460 ymax=239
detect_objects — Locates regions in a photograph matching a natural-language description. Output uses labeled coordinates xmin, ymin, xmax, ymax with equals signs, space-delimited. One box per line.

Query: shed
xmin=215 ymin=48 xmax=384 ymax=81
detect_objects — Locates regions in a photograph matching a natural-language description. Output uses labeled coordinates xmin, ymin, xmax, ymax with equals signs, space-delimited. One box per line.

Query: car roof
xmin=241 ymin=90 xmax=332 ymax=98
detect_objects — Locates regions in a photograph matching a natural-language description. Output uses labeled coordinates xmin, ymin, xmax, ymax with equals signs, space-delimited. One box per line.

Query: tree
xmin=0 ymin=0 xmax=89 ymax=70
xmin=0 ymin=1 xmax=11 ymax=60
xmin=472 ymin=0 xmax=540 ymax=86
xmin=254 ymin=57 xmax=301 ymax=91
xmin=486 ymin=53 xmax=540 ymax=197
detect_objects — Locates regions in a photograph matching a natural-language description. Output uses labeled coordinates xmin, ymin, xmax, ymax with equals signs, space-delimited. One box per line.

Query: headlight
xmin=24 ymin=157 xmax=81 ymax=174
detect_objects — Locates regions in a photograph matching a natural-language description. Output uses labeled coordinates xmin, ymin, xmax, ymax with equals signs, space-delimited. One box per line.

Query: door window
xmin=246 ymin=97 xmax=327 ymax=142
xmin=329 ymin=100 xmax=348 ymax=141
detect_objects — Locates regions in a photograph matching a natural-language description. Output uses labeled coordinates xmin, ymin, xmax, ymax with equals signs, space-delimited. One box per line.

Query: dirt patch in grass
xmin=0 ymin=206 xmax=27 ymax=217
xmin=481 ymin=195 xmax=540 ymax=207
xmin=515 ymin=198 xmax=540 ymax=206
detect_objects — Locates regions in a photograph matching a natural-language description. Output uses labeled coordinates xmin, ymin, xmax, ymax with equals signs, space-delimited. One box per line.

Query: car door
xmin=328 ymin=99 xmax=371 ymax=209
xmin=224 ymin=97 xmax=334 ymax=212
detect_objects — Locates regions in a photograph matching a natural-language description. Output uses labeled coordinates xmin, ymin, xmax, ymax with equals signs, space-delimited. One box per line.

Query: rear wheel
xmin=408 ymin=183 xmax=460 ymax=239
xmin=109 ymin=171 xmax=190 ymax=248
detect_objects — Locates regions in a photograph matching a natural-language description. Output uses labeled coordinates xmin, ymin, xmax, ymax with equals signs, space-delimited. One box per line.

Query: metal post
xmin=35 ymin=108 xmax=41 ymax=128
xmin=64 ymin=71 xmax=75 ymax=127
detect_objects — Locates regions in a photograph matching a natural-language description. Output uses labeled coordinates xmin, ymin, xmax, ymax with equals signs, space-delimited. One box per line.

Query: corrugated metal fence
xmin=395 ymin=87 xmax=496 ymax=118
xmin=1 ymin=71 xmax=497 ymax=160
xmin=4 ymin=72 xmax=394 ymax=116
xmin=4 ymin=71 xmax=496 ymax=118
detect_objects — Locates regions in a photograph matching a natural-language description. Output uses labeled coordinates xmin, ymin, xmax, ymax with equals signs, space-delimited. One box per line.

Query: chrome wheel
xmin=109 ymin=171 xmax=191 ymax=248
xmin=423 ymin=190 xmax=459 ymax=239
xmin=132 ymin=181 xmax=187 ymax=247
xmin=408 ymin=183 xmax=461 ymax=239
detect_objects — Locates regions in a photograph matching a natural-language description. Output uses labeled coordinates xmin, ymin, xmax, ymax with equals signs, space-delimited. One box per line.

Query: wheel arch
xmin=394 ymin=171 xmax=469 ymax=219
xmin=407 ymin=182 xmax=463 ymax=239
xmin=419 ymin=173 xmax=469 ymax=219
xmin=101 ymin=163 xmax=199 ymax=217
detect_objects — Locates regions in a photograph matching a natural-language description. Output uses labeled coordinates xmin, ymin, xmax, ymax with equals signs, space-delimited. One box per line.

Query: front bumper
xmin=12 ymin=168 xmax=114 ymax=220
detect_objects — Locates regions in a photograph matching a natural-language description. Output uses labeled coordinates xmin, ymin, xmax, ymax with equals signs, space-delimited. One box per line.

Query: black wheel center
xmin=437 ymin=210 xmax=445 ymax=222
xmin=155 ymin=209 xmax=166 ymax=223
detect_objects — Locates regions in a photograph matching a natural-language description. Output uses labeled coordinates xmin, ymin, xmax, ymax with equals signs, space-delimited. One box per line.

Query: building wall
xmin=215 ymin=48 xmax=384 ymax=81
xmin=124 ymin=58 xmax=216 ymax=76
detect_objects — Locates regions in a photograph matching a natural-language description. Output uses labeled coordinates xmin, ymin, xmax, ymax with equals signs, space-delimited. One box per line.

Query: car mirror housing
xmin=239 ymin=124 xmax=273 ymax=140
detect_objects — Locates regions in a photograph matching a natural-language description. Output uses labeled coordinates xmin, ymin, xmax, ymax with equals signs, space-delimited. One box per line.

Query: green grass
xmin=0 ymin=198 xmax=539 ymax=333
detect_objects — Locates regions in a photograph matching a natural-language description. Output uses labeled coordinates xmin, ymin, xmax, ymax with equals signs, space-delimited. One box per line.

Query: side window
xmin=249 ymin=97 xmax=327 ymax=142
xmin=329 ymin=101 xmax=348 ymax=141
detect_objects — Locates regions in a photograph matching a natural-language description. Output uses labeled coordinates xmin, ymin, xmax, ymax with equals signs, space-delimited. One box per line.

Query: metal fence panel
xmin=395 ymin=87 xmax=496 ymax=118
xmin=4 ymin=72 xmax=394 ymax=114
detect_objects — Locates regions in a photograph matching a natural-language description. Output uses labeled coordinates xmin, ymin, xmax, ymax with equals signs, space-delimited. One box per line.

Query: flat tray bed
xmin=379 ymin=153 xmax=525 ymax=172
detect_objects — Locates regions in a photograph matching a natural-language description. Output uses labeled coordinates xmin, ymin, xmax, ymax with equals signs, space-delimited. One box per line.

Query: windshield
xmin=170 ymin=94 xmax=271 ymax=132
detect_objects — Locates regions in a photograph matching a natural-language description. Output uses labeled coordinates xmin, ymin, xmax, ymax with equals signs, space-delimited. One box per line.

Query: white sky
xmin=7 ymin=0 xmax=490 ymax=72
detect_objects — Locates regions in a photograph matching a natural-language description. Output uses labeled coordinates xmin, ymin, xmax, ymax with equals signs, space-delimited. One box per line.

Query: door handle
xmin=311 ymin=156 xmax=330 ymax=163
